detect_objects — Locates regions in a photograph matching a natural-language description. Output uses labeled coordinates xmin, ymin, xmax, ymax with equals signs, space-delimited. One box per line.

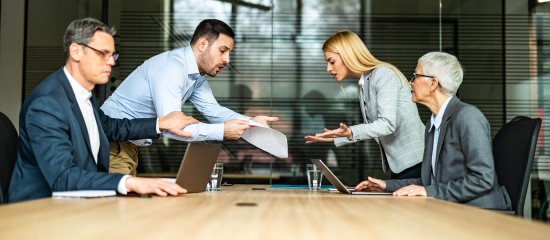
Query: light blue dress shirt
xmin=101 ymin=46 xmax=247 ymax=145
xmin=429 ymin=96 xmax=453 ymax=176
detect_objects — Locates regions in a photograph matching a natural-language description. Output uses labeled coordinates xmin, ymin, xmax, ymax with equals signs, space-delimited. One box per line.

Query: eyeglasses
xmin=409 ymin=73 xmax=435 ymax=83
xmin=78 ymin=43 xmax=119 ymax=61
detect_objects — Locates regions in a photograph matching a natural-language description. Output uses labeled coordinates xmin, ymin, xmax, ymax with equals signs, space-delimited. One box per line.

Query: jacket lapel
xmin=433 ymin=97 xmax=460 ymax=178
xmin=90 ymin=96 xmax=110 ymax=172
xmin=56 ymin=69 xmax=94 ymax=161
xmin=363 ymin=71 xmax=373 ymax=123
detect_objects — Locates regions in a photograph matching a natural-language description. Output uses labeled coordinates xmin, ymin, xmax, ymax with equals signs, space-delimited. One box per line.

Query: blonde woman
xmin=305 ymin=30 xmax=424 ymax=179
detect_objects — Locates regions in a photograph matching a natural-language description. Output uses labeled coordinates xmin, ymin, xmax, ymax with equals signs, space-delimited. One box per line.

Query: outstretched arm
xmin=305 ymin=123 xmax=351 ymax=143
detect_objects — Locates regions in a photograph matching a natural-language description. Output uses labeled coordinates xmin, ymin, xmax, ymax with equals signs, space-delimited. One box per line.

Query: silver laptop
xmin=175 ymin=143 xmax=222 ymax=193
xmin=310 ymin=159 xmax=391 ymax=195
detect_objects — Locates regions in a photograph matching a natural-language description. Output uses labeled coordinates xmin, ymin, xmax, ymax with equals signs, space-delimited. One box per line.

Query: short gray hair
xmin=418 ymin=52 xmax=463 ymax=95
xmin=63 ymin=18 xmax=116 ymax=59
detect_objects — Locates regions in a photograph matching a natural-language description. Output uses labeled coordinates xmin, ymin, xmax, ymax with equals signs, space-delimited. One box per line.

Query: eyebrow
xmin=325 ymin=57 xmax=333 ymax=62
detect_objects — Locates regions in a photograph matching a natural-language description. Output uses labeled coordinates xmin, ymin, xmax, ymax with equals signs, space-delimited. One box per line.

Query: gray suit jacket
xmin=335 ymin=66 xmax=425 ymax=173
xmin=385 ymin=97 xmax=511 ymax=210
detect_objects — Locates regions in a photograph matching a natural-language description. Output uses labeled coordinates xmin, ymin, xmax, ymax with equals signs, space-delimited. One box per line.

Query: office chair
xmin=493 ymin=116 xmax=541 ymax=216
xmin=0 ymin=112 xmax=18 ymax=204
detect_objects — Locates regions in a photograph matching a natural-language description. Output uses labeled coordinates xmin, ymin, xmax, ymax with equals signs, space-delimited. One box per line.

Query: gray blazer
xmin=335 ymin=66 xmax=425 ymax=173
xmin=385 ymin=97 xmax=511 ymax=210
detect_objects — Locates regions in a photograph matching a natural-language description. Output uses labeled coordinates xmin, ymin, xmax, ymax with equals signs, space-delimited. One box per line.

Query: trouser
xmin=390 ymin=162 xmax=422 ymax=180
xmin=109 ymin=141 xmax=139 ymax=176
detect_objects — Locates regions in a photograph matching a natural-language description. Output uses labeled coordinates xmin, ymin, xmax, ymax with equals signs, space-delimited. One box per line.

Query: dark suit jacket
xmin=385 ymin=97 xmax=511 ymax=210
xmin=8 ymin=68 xmax=160 ymax=203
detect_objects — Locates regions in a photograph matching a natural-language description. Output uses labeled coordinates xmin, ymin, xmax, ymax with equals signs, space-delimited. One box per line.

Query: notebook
xmin=310 ymin=159 xmax=391 ymax=195
xmin=174 ymin=143 xmax=222 ymax=193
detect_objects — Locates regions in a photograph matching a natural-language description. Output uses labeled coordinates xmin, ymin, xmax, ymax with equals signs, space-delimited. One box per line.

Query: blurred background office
xmin=1 ymin=0 xmax=550 ymax=221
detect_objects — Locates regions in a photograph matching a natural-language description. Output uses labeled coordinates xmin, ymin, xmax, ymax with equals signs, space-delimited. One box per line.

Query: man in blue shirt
xmin=101 ymin=19 xmax=278 ymax=175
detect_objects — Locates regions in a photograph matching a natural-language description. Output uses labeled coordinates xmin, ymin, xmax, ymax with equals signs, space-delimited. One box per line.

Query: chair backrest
xmin=493 ymin=116 xmax=541 ymax=216
xmin=0 ymin=112 xmax=18 ymax=204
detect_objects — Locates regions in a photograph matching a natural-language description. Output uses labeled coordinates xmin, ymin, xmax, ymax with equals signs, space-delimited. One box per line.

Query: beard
xmin=199 ymin=50 xmax=223 ymax=77
xmin=204 ymin=67 xmax=218 ymax=77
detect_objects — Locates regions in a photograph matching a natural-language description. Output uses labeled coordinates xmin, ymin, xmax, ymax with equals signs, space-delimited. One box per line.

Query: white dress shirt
xmin=64 ymin=67 xmax=131 ymax=194
xmin=64 ymin=67 xmax=100 ymax=162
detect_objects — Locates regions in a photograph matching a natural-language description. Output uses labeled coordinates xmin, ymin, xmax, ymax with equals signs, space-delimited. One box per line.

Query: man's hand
xmin=393 ymin=185 xmax=427 ymax=197
xmin=125 ymin=177 xmax=187 ymax=196
xmin=355 ymin=176 xmax=387 ymax=192
xmin=305 ymin=123 xmax=352 ymax=143
xmin=158 ymin=111 xmax=198 ymax=137
xmin=223 ymin=119 xmax=251 ymax=139
xmin=251 ymin=116 xmax=280 ymax=127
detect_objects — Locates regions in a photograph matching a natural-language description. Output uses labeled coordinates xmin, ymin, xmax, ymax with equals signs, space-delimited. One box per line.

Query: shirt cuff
xmin=156 ymin=117 xmax=161 ymax=134
xmin=117 ymin=175 xmax=132 ymax=194
xmin=209 ymin=123 xmax=224 ymax=140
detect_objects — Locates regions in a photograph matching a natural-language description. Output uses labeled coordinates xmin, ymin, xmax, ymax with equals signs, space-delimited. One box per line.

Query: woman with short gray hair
xmin=417 ymin=52 xmax=463 ymax=95
xmin=355 ymin=52 xmax=511 ymax=210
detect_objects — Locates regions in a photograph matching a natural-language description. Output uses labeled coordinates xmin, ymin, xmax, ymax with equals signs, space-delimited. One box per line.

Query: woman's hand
xmin=393 ymin=185 xmax=427 ymax=197
xmin=305 ymin=123 xmax=352 ymax=143
xmin=355 ymin=177 xmax=386 ymax=192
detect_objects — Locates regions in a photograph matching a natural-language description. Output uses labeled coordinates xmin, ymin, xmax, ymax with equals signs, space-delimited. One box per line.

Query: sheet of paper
xmin=241 ymin=125 xmax=288 ymax=158
xmin=52 ymin=190 xmax=117 ymax=199
xmin=247 ymin=119 xmax=268 ymax=128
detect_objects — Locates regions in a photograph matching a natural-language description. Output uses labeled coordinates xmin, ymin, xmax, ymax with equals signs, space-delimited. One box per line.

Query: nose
xmin=326 ymin=63 xmax=331 ymax=72
xmin=224 ymin=54 xmax=230 ymax=64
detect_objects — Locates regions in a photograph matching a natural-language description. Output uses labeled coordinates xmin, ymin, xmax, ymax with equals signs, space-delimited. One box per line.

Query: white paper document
xmin=241 ymin=123 xmax=288 ymax=158
xmin=247 ymin=119 xmax=268 ymax=128
xmin=52 ymin=190 xmax=117 ymax=199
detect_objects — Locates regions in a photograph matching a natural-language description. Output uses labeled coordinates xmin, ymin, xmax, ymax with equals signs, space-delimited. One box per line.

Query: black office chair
xmin=0 ymin=112 xmax=18 ymax=204
xmin=493 ymin=116 xmax=541 ymax=216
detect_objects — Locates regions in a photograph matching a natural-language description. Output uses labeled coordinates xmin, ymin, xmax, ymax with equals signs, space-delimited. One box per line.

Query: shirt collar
xmin=63 ymin=67 xmax=92 ymax=102
xmin=429 ymin=96 xmax=453 ymax=132
xmin=358 ymin=74 xmax=365 ymax=87
xmin=183 ymin=46 xmax=202 ymax=79
xmin=358 ymin=70 xmax=373 ymax=87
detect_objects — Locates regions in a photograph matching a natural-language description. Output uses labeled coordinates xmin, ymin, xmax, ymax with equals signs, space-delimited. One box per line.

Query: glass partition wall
xmin=24 ymin=0 xmax=550 ymax=221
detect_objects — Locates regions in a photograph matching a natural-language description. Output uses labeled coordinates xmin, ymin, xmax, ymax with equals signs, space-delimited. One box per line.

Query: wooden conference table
xmin=1 ymin=185 xmax=550 ymax=240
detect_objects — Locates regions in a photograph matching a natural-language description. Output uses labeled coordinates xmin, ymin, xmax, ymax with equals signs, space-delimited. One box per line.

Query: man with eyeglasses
xmin=77 ymin=43 xmax=120 ymax=62
xmin=101 ymin=19 xmax=278 ymax=176
xmin=8 ymin=18 xmax=198 ymax=203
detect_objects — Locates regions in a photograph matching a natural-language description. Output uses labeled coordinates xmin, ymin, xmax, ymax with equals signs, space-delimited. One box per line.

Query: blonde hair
xmin=322 ymin=30 xmax=407 ymax=86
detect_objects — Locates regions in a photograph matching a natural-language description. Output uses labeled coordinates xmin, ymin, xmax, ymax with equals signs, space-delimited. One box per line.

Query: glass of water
xmin=208 ymin=163 xmax=224 ymax=191
xmin=306 ymin=164 xmax=323 ymax=191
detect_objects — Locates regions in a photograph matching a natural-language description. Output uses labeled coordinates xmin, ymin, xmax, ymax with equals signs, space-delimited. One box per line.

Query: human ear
xmin=197 ymin=37 xmax=209 ymax=52
xmin=68 ymin=43 xmax=82 ymax=62
xmin=430 ymin=78 xmax=439 ymax=91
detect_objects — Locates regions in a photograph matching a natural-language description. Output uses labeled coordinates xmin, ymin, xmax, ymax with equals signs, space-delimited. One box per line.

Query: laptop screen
xmin=175 ymin=143 xmax=222 ymax=193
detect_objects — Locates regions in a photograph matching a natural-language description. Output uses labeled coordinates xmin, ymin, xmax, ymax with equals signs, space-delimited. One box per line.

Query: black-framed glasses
xmin=409 ymin=73 xmax=435 ymax=83
xmin=78 ymin=43 xmax=119 ymax=61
